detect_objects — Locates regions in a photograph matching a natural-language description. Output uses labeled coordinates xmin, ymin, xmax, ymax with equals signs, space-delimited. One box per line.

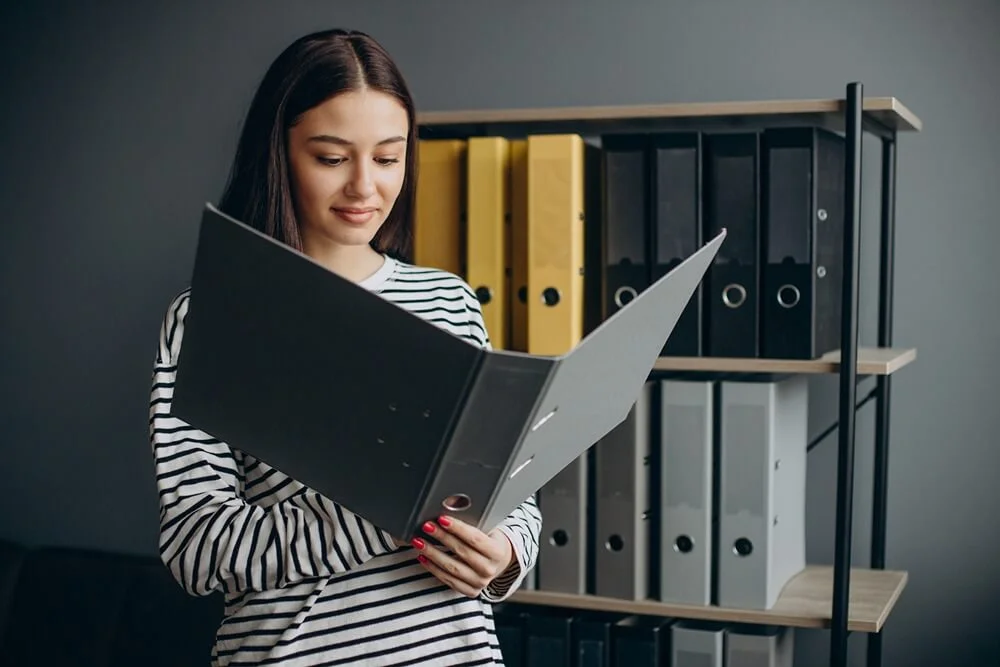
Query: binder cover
xmin=172 ymin=204 xmax=726 ymax=540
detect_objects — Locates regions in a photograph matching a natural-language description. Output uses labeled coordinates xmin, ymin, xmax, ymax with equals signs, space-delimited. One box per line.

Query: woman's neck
xmin=303 ymin=237 xmax=386 ymax=283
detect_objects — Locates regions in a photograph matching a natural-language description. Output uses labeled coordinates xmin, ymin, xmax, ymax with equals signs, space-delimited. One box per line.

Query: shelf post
xmin=831 ymin=81 xmax=864 ymax=667
xmin=866 ymin=126 xmax=898 ymax=667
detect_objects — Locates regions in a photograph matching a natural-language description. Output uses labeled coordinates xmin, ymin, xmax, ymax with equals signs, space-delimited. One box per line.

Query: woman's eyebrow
xmin=307 ymin=134 xmax=406 ymax=146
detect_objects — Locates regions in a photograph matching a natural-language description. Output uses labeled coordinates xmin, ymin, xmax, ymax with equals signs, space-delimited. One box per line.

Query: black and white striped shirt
xmin=149 ymin=255 xmax=542 ymax=666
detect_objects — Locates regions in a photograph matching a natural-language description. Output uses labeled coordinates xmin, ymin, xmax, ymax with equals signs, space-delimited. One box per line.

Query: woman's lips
xmin=332 ymin=207 xmax=377 ymax=225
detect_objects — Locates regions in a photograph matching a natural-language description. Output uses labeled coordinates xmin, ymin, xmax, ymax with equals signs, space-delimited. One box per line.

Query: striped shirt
xmin=149 ymin=255 xmax=542 ymax=666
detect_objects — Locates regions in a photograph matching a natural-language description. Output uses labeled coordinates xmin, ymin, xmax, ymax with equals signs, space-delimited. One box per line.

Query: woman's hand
xmin=410 ymin=515 xmax=516 ymax=598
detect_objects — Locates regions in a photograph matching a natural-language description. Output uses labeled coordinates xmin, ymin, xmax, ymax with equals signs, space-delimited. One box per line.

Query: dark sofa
xmin=0 ymin=538 xmax=223 ymax=666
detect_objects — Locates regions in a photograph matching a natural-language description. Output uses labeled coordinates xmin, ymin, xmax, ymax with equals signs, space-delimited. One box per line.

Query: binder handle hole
xmin=475 ymin=286 xmax=493 ymax=304
xmin=777 ymin=285 xmax=800 ymax=308
xmin=733 ymin=537 xmax=754 ymax=557
xmin=605 ymin=535 xmax=624 ymax=552
xmin=550 ymin=530 xmax=569 ymax=547
xmin=722 ymin=283 xmax=746 ymax=309
xmin=517 ymin=286 xmax=527 ymax=304
xmin=613 ymin=285 xmax=638 ymax=308
xmin=441 ymin=494 xmax=472 ymax=512
xmin=674 ymin=535 xmax=694 ymax=553
xmin=541 ymin=287 xmax=561 ymax=307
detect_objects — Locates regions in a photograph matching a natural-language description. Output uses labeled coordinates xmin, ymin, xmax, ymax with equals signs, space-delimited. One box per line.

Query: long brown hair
xmin=219 ymin=29 xmax=416 ymax=262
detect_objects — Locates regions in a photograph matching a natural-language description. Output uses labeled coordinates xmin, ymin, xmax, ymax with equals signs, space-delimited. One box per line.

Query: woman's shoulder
xmin=154 ymin=287 xmax=193 ymax=364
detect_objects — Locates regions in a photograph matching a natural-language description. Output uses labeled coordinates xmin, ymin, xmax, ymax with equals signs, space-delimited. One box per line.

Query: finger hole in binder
xmin=777 ymin=284 xmax=801 ymax=308
xmin=722 ymin=283 xmax=747 ymax=308
xmin=441 ymin=494 xmax=472 ymax=512
xmin=613 ymin=285 xmax=638 ymax=308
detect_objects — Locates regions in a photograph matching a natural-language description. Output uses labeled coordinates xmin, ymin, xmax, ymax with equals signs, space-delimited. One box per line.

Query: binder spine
xmin=702 ymin=132 xmax=761 ymax=358
xmin=413 ymin=352 xmax=552 ymax=533
xmin=760 ymin=127 xmax=846 ymax=360
xmin=601 ymin=134 xmax=650 ymax=321
xmin=651 ymin=132 xmax=703 ymax=357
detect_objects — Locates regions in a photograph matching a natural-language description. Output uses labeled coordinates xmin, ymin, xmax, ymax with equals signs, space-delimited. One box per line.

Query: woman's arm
xmin=150 ymin=291 xmax=397 ymax=597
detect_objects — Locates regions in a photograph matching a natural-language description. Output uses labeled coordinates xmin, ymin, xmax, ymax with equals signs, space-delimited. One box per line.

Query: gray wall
xmin=1 ymin=0 xmax=997 ymax=665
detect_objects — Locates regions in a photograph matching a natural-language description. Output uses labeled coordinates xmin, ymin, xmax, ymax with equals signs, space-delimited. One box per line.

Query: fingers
xmin=411 ymin=538 xmax=486 ymax=597
xmin=419 ymin=519 xmax=497 ymax=579
xmin=416 ymin=550 xmax=481 ymax=598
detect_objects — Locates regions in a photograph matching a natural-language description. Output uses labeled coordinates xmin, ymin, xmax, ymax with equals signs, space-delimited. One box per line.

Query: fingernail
xmin=417 ymin=555 xmax=428 ymax=564
xmin=422 ymin=521 xmax=436 ymax=534
xmin=411 ymin=537 xmax=425 ymax=550
xmin=438 ymin=516 xmax=452 ymax=527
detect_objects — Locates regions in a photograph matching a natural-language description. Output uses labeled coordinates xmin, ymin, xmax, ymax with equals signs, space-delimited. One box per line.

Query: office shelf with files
xmin=416 ymin=86 xmax=920 ymax=667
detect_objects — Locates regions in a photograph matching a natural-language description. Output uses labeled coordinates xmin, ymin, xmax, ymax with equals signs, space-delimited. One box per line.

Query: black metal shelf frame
xmin=829 ymin=81 xmax=899 ymax=667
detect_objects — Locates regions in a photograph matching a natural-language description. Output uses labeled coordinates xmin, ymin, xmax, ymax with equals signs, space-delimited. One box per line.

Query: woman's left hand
xmin=410 ymin=515 xmax=515 ymax=598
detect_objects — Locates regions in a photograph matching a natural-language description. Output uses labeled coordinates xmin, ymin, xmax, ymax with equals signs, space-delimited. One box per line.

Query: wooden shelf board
xmin=510 ymin=566 xmax=907 ymax=633
xmin=652 ymin=347 xmax=916 ymax=376
xmin=417 ymin=96 xmax=921 ymax=132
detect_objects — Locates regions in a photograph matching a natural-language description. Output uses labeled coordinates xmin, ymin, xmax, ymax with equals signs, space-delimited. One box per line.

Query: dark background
xmin=2 ymin=1 xmax=997 ymax=665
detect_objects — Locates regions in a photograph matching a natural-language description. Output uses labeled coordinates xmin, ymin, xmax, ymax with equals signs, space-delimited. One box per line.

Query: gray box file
xmin=716 ymin=378 xmax=808 ymax=609
xmin=172 ymin=204 xmax=725 ymax=540
xmin=593 ymin=383 xmax=652 ymax=600
xmin=536 ymin=453 xmax=588 ymax=594
xmin=659 ymin=380 xmax=714 ymax=605
xmin=726 ymin=625 xmax=794 ymax=667
xmin=670 ymin=621 xmax=726 ymax=667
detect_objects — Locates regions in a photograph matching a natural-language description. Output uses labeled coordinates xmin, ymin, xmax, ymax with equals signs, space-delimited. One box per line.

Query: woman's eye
xmin=376 ymin=157 xmax=400 ymax=166
xmin=318 ymin=156 xmax=344 ymax=166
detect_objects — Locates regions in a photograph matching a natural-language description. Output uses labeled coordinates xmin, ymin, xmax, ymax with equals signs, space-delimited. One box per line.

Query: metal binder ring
xmin=442 ymin=494 xmax=472 ymax=512
xmin=777 ymin=284 xmax=800 ymax=308
xmin=613 ymin=285 xmax=638 ymax=308
xmin=722 ymin=283 xmax=746 ymax=309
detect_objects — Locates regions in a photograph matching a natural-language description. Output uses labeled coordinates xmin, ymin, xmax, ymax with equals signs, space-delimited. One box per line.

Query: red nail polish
xmin=417 ymin=555 xmax=428 ymax=564
xmin=411 ymin=537 xmax=425 ymax=550
xmin=438 ymin=515 xmax=452 ymax=527
xmin=422 ymin=521 xmax=436 ymax=534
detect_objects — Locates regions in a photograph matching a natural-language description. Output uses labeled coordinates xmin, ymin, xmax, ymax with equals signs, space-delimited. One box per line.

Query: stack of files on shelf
xmin=533 ymin=374 xmax=809 ymax=613
xmin=493 ymin=603 xmax=794 ymax=666
xmin=416 ymin=127 xmax=853 ymax=363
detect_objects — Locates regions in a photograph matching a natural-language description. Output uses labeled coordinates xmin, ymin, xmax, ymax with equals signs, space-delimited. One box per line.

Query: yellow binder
xmin=466 ymin=137 xmax=510 ymax=349
xmin=526 ymin=134 xmax=586 ymax=356
xmin=414 ymin=139 xmax=466 ymax=276
xmin=508 ymin=139 xmax=529 ymax=352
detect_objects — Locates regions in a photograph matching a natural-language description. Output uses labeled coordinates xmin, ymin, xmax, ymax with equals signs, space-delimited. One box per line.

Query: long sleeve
xmin=150 ymin=290 xmax=397 ymax=598
xmin=459 ymin=285 xmax=543 ymax=602
xmin=482 ymin=495 xmax=542 ymax=601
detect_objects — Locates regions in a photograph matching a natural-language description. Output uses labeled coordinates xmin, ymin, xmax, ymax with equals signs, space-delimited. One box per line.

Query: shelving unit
xmin=417 ymin=83 xmax=920 ymax=667
xmin=511 ymin=566 xmax=907 ymax=634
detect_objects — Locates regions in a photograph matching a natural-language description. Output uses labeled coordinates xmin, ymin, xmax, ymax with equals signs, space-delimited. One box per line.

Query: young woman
xmin=149 ymin=28 xmax=541 ymax=666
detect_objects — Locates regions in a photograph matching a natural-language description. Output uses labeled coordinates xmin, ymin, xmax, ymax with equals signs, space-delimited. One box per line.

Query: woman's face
xmin=287 ymin=89 xmax=408 ymax=254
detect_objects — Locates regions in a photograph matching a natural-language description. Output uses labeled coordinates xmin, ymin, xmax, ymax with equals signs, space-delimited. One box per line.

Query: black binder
xmin=612 ymin=615 xmax=674 ymax=666
xmin=526 ymin=613 xmax=574 ymax=667
xmin=601 ymin=134 xmax=651 ymax=319
xmin=572 ymin=611 xmax=621 ymax=667
xmin=760 ymin=127 xmax=846 ymax=360
xmin=651 ymin=132 xmax=703 ymax=357
xmin=702 ymin=132 xmax=760 ymax=358
xmin=172 ymin=204 xmax=724 ymax=540
xmin=494 ymin=606 xmax=527 ymax=667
